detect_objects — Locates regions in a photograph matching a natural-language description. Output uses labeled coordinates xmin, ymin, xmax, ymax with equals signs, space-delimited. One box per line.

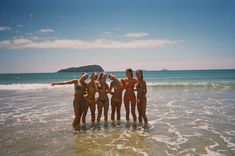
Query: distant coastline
xmin=0 ymin=68 xmax=235 ymax=74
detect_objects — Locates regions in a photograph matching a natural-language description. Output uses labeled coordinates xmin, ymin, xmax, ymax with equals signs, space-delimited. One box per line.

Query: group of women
xmin=51 ymin=68 xmax=148 ymax=129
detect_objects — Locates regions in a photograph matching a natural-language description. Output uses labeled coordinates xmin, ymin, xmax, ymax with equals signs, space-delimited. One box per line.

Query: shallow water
xmin=0 ymin=86 xmax=235 ymax=155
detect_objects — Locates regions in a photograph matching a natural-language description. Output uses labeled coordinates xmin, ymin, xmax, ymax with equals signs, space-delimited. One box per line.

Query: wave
xmin=0 ymin=83 xmax=73 ymax=91
xmin=147 ymin=82 xmax=235 ymax=89
xmin=0 ymin=81 xmax=235 ymax=91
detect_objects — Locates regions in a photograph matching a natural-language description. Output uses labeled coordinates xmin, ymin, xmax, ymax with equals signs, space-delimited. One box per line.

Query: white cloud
xmin=0 ymin=26 xmax=11 ymax=32
xmin=125 ymin=32 xmax=149 ymax=38
xmin=37 ymin=28 xmax=55 ymax=33
xmin=102 ymin=32 xmax=114 ymax=38
xmin=103 ymin=32 xmax=113 ymax=35
xmin=0 ymin=38 xmax=178 ymax=49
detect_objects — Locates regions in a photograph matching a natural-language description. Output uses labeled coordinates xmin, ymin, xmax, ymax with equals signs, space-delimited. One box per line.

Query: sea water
xmin=0 ymin=70 xmax=235 ymax=155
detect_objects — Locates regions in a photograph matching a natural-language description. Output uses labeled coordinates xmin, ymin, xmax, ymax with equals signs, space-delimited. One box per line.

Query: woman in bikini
xmin=97 ymin=72 xmax=109 ymax=125
xmin=136 ymin=69 xmax=148 ymax=124
xmin=109 ymin=73 xmax=123 ymax=124
xmin=82 ymin=72 xmax=98 ymax=126
xmin=51 ymin=73 xmax=88 ymax=129
xmin=123 ymin=68 xmax=137 ymax=123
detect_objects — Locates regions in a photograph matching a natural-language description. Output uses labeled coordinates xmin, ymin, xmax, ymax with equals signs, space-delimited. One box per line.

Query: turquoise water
xmin=0 ymin=69 xmax=235 ymax=155
xmin=0 ymin=69 xmax=235 ymax=88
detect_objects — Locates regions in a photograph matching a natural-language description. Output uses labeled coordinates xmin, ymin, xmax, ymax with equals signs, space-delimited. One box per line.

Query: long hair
xmin=81 ymin=72 xmax=87 ymax=79
xmin=126 ymin=68 xmax=133 ymax=77
xmin=91 ymin=72 xmax=97 ymax=79
xmin=98 ymin=72 xmax=105 ymax=81
xmin=81 ymin=72 xmax=85 ymax=76
xmin=136 ymin=69 xmax=143 ymax=80
xmin=109 ymin=73 xmax=115 ymax=80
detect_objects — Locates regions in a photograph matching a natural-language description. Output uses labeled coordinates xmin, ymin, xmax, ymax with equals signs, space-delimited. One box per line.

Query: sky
xmin=0 ymin=0 xmax=235 ymax=73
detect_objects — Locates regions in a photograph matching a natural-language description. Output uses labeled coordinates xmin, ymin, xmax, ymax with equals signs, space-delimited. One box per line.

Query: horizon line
xmin=0 ymin=68 xmax=235 ymax=74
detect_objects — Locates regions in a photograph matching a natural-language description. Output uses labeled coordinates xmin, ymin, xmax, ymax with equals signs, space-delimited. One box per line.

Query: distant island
xmin=57 ymin=65 xmax=104 ymax=72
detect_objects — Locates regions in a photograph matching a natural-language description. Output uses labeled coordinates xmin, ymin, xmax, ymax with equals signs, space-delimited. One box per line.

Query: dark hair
xmin=91 ymin=72 xmax=97 ymax=79
xmin=126 ymin=68 xmax=133 ymax=77
xmin=136 ymin=69 xmax=143 ymax=80
xmin=98 ymin=72 xmax=105 ymax=81
xmin=109 ymin=73 xmax=115 ymax=80
xmin=81 ymin=72 xmax=87 ymax=78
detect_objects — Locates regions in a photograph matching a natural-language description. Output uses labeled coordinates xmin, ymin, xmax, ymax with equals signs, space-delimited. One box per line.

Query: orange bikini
xmin=123 ymin=79 xmax=137 ymax=101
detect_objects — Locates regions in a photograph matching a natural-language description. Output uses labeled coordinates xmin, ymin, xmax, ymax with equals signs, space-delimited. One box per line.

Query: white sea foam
xmin=204 ymin=146 xmax=226 ymax=156
xmin=0 ymin=80 xmax=234 ymax=91
xmin=146 ymin=81 xmax=235 ymax=89
xmin=203 ymin=106 xmax=213 ymax=115
xmin=1 ymin=75 xmax=235 ymax=155
xmin=168 ymin=125 xmax=188 ymax=145
xmin=190 ymin=119 xmax=210 ymax=130
xmin=211 ymin=129 xmax=235 ymax=150
xmin=225 ymin=130 xmax=235 ymax=136
xmin=208 ymin=98 xmax=222 ymax=105
xmin=0 ymin=83 xmax=73 ymax=91
xmin=166 ymin=100 xmax=177 ymax=107
xmin=185 ymin=110 xmax=193 ymax=114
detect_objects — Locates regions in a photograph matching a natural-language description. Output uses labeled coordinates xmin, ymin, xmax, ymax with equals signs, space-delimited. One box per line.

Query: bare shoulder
xmin=122 ymin=78 xmax=127 ymax=83
xmin=86 ymin=80 xmax=91 ymax=85
xmin=81 ymin=80 xmax=88 ymax=86
xmin=110 ymin=81 xmax=114 ymax=86
xmin=133 ymin=78 xmax=138 ymax=83
xmin=143 ymin=80 xmax=147 ymax=86
xmin=105 ymin=82 xmax=109 ymax=89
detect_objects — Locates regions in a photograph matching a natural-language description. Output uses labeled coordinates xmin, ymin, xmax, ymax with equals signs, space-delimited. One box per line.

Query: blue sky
xmin=0 ymin=0 xmax=235 ymax=73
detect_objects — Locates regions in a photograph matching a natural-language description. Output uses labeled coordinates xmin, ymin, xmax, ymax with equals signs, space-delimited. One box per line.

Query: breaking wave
xmin=0 ymin=81 xmax=235 ymax=91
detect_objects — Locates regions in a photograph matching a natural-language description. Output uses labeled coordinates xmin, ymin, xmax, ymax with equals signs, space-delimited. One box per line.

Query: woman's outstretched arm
xmin=51 ymin=79 xmax=77 ymax=86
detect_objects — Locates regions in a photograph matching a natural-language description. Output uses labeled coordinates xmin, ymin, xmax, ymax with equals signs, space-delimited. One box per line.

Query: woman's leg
xmin=82 ymin=104 xmax=88 ymax=125
xmin=142 ymin=98 xmax=148 ymax=124
xmin=78 ymin=106 xmax=83 ymax=125
xmin=117 ymin=100 xmax=122 ymax=122
xmin=97 ymin=101 xmax=102 ymax=123
xmin=111 ymin=99 xmax=116 ymax=122
xmin=124 ymin=98 xmax=130 ymax=121
xmin=90 ymin=103 xmax=96 ymax=124
xmin=104 ymin=100 xmax=109 ymax=123
xmin=73 ymin=100 xmax=80 ymax=128
xmin=137 ymin=99 xmax=142 ymax=123
xmin=131 ymin=98 xmax=137 ymax=122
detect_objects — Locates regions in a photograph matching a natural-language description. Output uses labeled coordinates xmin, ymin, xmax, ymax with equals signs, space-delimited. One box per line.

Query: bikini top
xmin=74 ymin=82 xmax=85 ymax=92
xmin=123 ymin=78 xmax=137 ymax=89
xmin=136 ymin=82 xmax=143 ymax=89
xmin=87 ymin=81 xmax=97 ymax=93
xmin=112 ymin=80 xmax=123 ymax=91
xmin=97 ymin=82 xmax=108 ymax=90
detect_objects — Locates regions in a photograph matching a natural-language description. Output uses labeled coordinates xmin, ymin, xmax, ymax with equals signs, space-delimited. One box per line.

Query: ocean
xmin=0 ymin=69 xmax=235 ymax=155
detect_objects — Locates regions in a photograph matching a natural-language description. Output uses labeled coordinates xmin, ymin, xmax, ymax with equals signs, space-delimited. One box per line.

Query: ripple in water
xmin=0 ymin=88 xmax=235 ymax=155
